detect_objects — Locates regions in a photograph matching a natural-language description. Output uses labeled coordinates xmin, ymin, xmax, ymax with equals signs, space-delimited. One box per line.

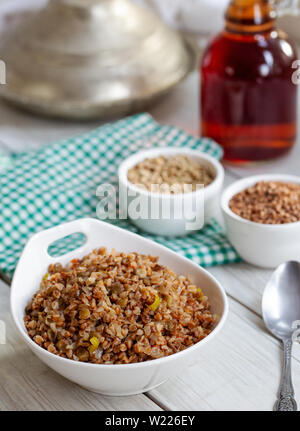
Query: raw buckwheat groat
xmin=229 ymin=181 xmax=300 ymax=225
xmin=24 ymin=248 xmax=215 ymax=364
xmin=127 ymin=154 xmax=214 ymax=194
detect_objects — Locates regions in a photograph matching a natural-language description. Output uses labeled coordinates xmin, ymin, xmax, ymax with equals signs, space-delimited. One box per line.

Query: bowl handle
xmin=12 ymin=218 xmax=101 ymax=297
xmin=24 ymin=218 xmax=98 ymax=260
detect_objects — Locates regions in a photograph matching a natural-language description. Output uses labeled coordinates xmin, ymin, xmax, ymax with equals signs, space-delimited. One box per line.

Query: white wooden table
xmin=1 ymin=70 xmax=300 ymax=411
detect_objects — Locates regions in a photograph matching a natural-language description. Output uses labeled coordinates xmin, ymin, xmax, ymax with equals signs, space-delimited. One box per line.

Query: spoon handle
xmin=275 ymin=339 xmax=297 ymax=411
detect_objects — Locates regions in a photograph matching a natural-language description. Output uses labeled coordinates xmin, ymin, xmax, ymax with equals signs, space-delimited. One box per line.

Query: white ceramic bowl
xmin=11 ymin=218 xmax=228 ymax=396
xmin=118 ymin=147 xmax=224 ymax=237
xmin=221 ymin=174 xmax=300 ymax=269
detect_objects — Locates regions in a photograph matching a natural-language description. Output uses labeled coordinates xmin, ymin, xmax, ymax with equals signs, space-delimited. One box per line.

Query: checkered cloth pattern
xmin=0 ymin=113 xmax=239 ymax=280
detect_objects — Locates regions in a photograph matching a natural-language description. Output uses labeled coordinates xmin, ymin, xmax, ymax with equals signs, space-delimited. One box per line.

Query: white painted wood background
xmin=134 ymin=0 xmax=228 ymax=35
xmin=1 ymin=0 xmax=299 ymax=40
xmin=0 ymin=0 xmax=300 ymax=411
xmin=135 ymin=0 xmax=300 ymax=42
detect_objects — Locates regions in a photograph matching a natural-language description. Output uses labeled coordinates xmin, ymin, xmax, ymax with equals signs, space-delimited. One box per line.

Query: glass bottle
xmin=201 ymin=0 xmax=299 ymax=164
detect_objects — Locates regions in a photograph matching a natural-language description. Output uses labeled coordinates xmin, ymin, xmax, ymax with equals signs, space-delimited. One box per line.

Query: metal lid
xmin=0 ymin=0 xmax=197 ymax=120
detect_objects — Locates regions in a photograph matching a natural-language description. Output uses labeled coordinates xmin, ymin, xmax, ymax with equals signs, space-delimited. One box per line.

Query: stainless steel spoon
xmin=262 ymin=261 xmax=300 ymax=411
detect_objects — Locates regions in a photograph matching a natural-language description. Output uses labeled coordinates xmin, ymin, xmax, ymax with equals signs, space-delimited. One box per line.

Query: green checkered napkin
xmin=0 ymin=113 xmax=239 ymax=280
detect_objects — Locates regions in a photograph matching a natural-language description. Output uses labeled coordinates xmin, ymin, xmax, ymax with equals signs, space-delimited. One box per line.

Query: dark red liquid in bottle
xmin=201 ymin=0 xmax=298 ymax=164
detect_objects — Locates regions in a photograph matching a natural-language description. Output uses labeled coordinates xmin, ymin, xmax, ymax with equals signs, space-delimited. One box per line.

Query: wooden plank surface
xmin=208 ymin=263 xmax=271 ymax=317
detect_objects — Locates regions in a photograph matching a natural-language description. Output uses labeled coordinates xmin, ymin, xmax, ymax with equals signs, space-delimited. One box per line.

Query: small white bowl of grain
xmin=221 ymin=174 xmax=300 ymax=268
xmin=118 ymin=148 xmax=224 ymax=237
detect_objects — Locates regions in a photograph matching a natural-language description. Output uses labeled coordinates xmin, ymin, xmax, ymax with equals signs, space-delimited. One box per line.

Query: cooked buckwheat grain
xmin=24 ymin=248 xmax=216 ymax=364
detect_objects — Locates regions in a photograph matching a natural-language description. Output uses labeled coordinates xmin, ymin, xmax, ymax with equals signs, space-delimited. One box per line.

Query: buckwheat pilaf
xmin=24 ymin=248 xmax=215 ymax=364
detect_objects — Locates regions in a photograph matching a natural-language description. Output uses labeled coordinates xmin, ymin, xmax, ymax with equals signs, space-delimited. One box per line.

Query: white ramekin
xmin=11 ymin=218 xmax=228 ymax=396
xmin=221 ymin=174 xmax=300 ymax=269
xmin=118 ymin=147 xmax=224 ymax=237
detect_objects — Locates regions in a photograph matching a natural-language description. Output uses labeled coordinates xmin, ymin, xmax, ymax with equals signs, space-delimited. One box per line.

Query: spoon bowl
xmin=262 ymin=261 xmax=300 ymax=340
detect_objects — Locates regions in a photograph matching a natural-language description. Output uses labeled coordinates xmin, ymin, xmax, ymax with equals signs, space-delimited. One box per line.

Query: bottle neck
xmin=225 ymin=0 xmax=276 ymax=34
